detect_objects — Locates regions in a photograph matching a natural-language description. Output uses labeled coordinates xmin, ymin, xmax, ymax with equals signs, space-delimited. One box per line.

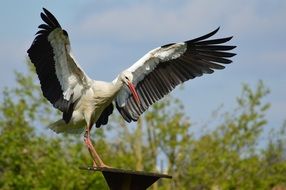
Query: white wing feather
xmin=127 ymin=43 xmax=187 ymax=85
xmin=48 ymin=28 xmax=90 ymax=102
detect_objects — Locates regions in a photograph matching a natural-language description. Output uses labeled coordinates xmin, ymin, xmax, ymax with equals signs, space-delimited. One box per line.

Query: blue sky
xmin=1 ymin=0 xmax=285 ymax=139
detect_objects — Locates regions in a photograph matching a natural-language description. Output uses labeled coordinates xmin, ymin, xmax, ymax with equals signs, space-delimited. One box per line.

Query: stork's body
xmin=27 ymin=8 xmax=236 ymax=167
xmin=49 ymin=80 xmax=117 ymax=133
xmin=48 ymin=78 xmax=128 ymax=166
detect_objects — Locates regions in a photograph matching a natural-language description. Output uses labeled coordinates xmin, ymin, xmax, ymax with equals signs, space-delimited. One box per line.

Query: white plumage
xmin=27 ymin=8 xmax=236 ymax=167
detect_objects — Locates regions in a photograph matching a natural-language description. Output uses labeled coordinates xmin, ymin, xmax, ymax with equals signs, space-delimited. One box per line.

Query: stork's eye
xmin=125 ymin=76 xmax=128 ymax=80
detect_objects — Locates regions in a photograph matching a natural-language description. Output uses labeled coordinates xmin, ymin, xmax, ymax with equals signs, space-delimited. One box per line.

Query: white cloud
xmin=78 ymin=0 xmax=239 ymax=43
xmin=79 ymin=3 xmax=183 ymax=42
xmin=76 ymin=0 xmax=286 ymax=44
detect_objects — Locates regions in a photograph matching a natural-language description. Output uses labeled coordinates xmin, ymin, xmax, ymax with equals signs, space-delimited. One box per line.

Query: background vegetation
xmin=0 ymin=63 xmax=285 ymax=190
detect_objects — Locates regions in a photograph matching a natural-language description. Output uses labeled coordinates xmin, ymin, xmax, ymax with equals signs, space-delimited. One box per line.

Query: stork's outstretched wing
xmin=27 ymin=8 xmax=90 ymax=122
xmin=116 ymin=27 xmax=236 ymax=122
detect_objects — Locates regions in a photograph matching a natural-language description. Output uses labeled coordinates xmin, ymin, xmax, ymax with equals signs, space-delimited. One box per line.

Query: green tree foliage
xmin=0 ymin=63 xmax=286 ymax=189
xmin=102 ymin=81 xmax=286 ymax=190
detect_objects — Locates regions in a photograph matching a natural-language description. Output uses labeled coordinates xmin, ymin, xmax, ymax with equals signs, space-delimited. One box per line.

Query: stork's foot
xmin=91 ymin=156 xmax=111 ymax=169
xmin=92 ymin=162 xmax=111 ymax=169
xmin=91 ymin=158 xmax=111 ymax=169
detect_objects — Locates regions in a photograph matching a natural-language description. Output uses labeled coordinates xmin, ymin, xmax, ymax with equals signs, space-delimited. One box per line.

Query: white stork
xmin=27 ymin=8 xmax=236 ymax=168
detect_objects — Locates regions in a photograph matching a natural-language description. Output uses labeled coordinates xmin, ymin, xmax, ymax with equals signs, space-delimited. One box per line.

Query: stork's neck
xmin=111 ymin=75 xmax=124 ymax=93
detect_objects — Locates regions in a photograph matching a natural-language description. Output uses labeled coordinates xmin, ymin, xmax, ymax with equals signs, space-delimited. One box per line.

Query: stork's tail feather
xmin=48 ymin=119 xmax=85 ymax=134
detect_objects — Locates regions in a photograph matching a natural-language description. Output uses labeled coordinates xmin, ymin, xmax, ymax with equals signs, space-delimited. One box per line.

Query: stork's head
xmin=120 ymin=71 xmax=141 ymax=105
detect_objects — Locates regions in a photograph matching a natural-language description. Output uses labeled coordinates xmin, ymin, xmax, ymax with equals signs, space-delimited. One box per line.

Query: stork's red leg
xmin=84 ymin=127 xmax=109 ymax=168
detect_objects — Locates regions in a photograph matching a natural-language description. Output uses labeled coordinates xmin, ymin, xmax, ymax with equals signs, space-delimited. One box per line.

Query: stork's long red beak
xmin=127 ymin=81 xmax=140 ymax=105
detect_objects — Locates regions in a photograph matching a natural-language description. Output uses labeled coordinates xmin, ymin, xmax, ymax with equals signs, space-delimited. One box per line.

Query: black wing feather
xmin=27 ymin=8 xmax=73 ymax=123
xmin=43 ymin=8 xmax=62 ymax=27
xmin=96 ymin=104 xmax=114 ymax=128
